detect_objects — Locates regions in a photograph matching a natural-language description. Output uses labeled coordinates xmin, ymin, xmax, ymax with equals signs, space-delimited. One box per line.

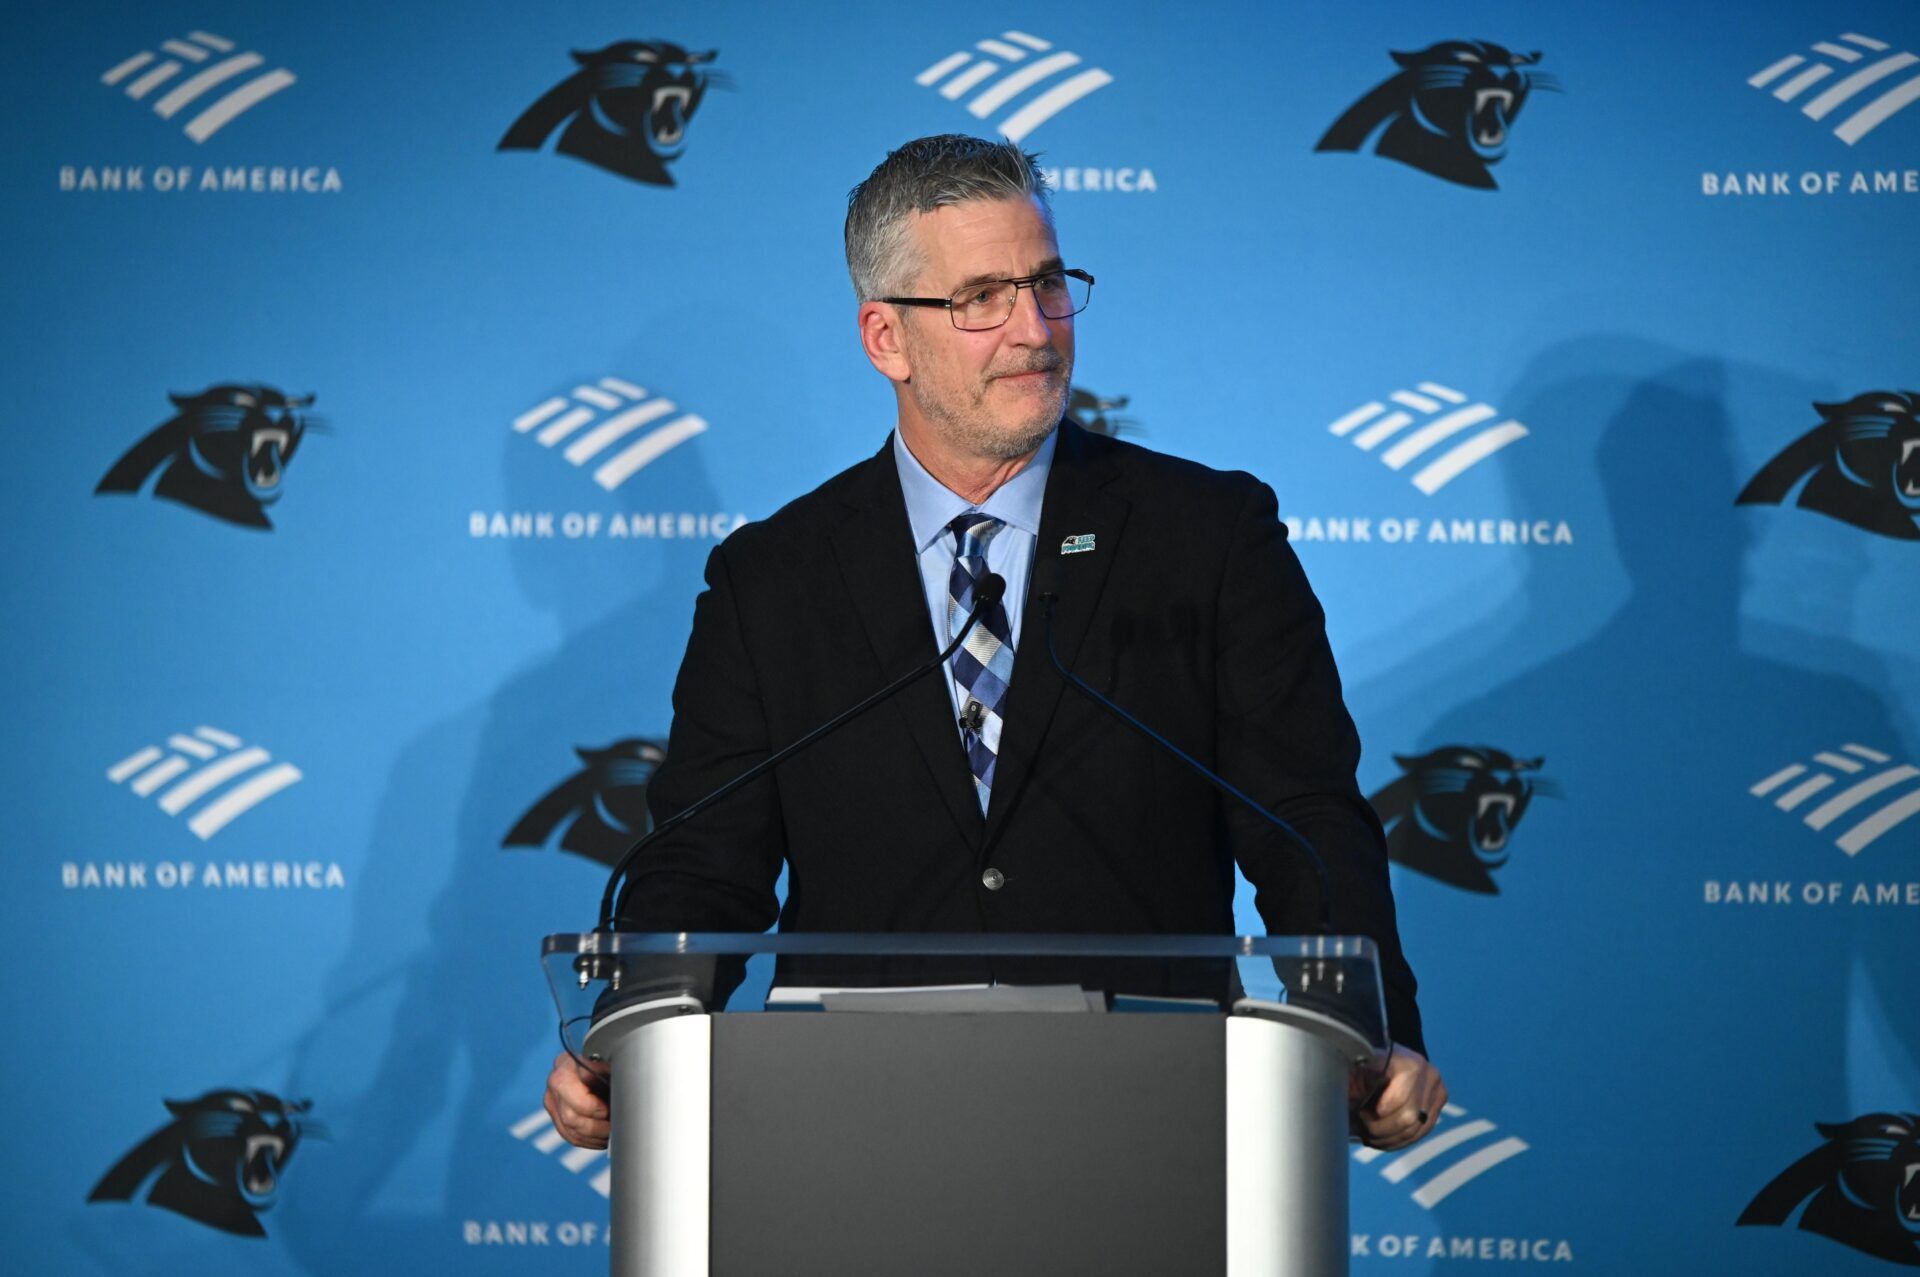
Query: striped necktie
xmin=946 ymin=512 xmax=1016 ymax=813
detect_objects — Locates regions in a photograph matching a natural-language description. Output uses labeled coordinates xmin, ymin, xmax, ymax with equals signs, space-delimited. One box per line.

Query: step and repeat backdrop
xmin=3 ymin=0 xmax=1916 ymax=1272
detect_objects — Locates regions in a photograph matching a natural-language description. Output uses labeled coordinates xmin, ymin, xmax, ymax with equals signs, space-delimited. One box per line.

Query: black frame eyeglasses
xmin=881 ymin=268 xmax=1094 ymax=332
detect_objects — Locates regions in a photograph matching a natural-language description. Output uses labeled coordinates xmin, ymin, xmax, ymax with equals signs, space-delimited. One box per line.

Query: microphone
xmin=1038 ymin=592 xmax=1333 ymax=932
xmin=597 ymin=572 xmax=1009 ymax=931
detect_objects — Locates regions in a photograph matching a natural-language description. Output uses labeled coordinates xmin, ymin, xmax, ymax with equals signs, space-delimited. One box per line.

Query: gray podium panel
xmin=709 ymin=1013 xmax=1225 ymax=1277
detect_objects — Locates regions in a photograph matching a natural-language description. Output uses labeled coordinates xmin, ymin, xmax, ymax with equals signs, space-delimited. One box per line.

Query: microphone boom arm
xmin=1039 ymin=592 xmax=1333 ymax=932
xmin=597 ymin=574 xmax=1008 ymax=930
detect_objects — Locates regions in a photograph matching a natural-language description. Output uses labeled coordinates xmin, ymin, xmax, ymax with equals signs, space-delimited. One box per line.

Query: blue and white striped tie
xmin=946 ymin=513 xmax=1016 ymax=813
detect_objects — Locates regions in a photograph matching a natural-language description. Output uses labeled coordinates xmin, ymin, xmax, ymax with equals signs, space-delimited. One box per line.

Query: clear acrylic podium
xmin=544 ymin=932 xmax=1389 ymax=1277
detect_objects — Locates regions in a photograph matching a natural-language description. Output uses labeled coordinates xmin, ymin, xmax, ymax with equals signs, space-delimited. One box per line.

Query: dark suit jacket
xmin=619 ymin=420 xmax=1425 ymax=1053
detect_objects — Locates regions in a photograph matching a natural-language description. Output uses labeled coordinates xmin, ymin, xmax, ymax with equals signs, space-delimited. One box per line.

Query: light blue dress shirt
xmin=892 ymin=426 xmax=1055 ymax=726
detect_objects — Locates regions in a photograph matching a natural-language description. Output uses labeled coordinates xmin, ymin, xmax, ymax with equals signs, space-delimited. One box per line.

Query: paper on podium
xmin=767 ymin=984 xmax=1107 ymax=1013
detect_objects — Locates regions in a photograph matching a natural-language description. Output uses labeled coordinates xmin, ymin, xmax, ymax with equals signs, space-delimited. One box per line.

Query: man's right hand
xmin=544 ymin=1051 xmax=611 ymax=1149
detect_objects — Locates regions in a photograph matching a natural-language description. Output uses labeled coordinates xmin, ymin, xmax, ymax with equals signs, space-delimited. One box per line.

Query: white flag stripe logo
xmin=1774 ymin=65 xmax=1834 ymax=101
xmin=510 ymin=1109 xmax=611 ymax=1198
xmin=999 ymin=70 xmax=1114 ymax=142
xmin=1748 ymin=33 xmax=1920 ymax=144
xmin=108 ymin=726 xmax=302 ymax=839
xmin=1807 ymin=52 xmax=1919 ymax=119
xmin=916 ymin=30 xmax=1113 ymax=141
xmin=107 ymin=746 xmax=163 ymax=782
xmin=1411 ymin=423 xmax=1530 ymax=494
xmin=1381 ymin=405 xmax=1499 ymax=469
xmin=127 ymin=63 xmax=183 ymax=99
xmin=536 ymin=408 xmax=595 ymax=445
xmin=184 ymin=70 xmax=297 ymax=142
xmin=594 ymin=415 xmax=708 ymax=491
xmin=158 ymin=746 xmax=271 ymax=814
xmin=1378 ymin=1118 xmax=1495 ymax=1182
xmin=916 ymin=52 xmax=972 ymax=86
xmin=102 ymin=52 xmax=158 ymax=85
xmin=565 ymin=400 xmax=677 ymax=464
xmin=168 ymin=733 xmax=219 ymax=759
xmin=1749 ymin=56 xmax=1807 ymax=88
xmin=132 ymin=757 xmax=191 ymax=795
xmin=1353 ymin=412 xmax=1413 ymax=450
xmin=941 ymin=62 xmax=1000 ymax=101
xmin=514 ymin=397 xmax=569 ymax=433
xmin=1750 ymin=745 xmax=1920 ymax=855
xmin=1328 ymin=383 xmax=1528 ymax=493
xmin=101 ymin=32 xmax=296 ymax=142
xmin=1351 ymin=1101 xmax=1528 ymax=1208
xmin=511 ymin=378 xmax=707 ymax=491
xmin=1411 ymin=1138 xmax=1531 ymax=1208
xmin=968 ymin=52 xmax=1082 ymax=116
xmin=189 ymin=765 xmax=303 ymax=839
xmin=154 ymin=54 xmax=266 ymax=120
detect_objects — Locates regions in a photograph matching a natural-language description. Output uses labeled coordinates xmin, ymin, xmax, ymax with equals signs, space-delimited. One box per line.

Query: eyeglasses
xmin=881 ymin=268 xmax=1094 ymax=332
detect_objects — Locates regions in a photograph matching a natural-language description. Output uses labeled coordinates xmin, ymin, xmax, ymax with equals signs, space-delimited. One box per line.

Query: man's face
xmin=893 ymin=196 xmax=1075 ymax=461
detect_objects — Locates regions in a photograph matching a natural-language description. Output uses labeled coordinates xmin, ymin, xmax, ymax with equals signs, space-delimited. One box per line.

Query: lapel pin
xmin=1060 ymin=532 xmax=1096 ymax=556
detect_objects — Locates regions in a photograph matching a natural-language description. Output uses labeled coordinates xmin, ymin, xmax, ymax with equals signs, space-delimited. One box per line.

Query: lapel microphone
xmin=597 ymin=573 xmax=1009 ymax=932
xmin=1038 ymin=592 xmax=1334 ymax=932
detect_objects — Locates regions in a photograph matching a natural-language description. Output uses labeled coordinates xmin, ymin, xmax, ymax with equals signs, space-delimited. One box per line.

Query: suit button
xmin=981 ymin=868 xmax=1005 ymax=891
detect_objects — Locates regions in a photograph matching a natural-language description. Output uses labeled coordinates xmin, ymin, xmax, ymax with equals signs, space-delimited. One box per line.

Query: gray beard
xmin=916 ymin=374 xmax=1067 ymax=461
xmin=943 ymin=410 xmax=1059 ymax=460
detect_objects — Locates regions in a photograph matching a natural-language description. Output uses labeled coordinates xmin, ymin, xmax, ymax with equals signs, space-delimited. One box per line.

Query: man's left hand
xmin=1351 ymin=1044 xmax=1446 ymax=1150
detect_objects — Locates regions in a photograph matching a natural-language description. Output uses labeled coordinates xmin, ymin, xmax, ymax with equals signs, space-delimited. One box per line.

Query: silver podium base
xmin=586 ymin=1000 xmax=1370 ymax=1277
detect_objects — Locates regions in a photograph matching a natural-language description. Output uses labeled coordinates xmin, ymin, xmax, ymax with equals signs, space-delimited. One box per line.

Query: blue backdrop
xmin=4 ymin=1 xmax=1917 ymax=1272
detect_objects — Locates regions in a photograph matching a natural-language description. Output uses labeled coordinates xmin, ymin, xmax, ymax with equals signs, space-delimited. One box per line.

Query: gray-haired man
xmin=546 ymin=134 xmax=1443 ymax=1151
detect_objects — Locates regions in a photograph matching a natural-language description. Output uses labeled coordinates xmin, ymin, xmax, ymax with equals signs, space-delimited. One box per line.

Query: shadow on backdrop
xmin=1349 ymin=338 xmax=1910 ymax=1268
xmin=275 ymin=375 xmax=732 ymax=1268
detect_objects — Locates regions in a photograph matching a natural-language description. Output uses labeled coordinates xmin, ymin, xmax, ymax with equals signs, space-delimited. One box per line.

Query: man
xmin=547 ymin=134 xmax=1443 ymax=1150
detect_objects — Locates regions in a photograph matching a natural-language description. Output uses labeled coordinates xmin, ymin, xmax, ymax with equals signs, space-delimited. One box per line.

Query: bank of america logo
xmin=107 ymin=726 xmax=302 ymax=840
xmin=509 ymin=1109 xmax=609 ymax=1197
xmin=512 ymin=377 xmax=707 ymax=492
xmin=101 ymin=32 xmax=296 ymax=143
xmin=1750 ymin=743 xmax=1920 ymax=856
xmin=915 ymin=31 xmax=1113 ymax=142
xmin=1328 ymin=383 xmax=1528 ymax=494
xmin=1748 ymin=33 xmax=1920 ymax=145
xmin=1352 ymin=1101 xmax=1528 ymax=1208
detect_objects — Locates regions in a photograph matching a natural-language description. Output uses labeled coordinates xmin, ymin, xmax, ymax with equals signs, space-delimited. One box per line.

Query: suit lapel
xmin=982 ymin=423 xmax=1130 ymax=851
xmin=827 ymin=442 xmax=983 ymax=845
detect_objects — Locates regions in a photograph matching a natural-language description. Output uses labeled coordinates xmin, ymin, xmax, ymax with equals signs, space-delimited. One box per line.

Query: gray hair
xmin=844 ymin=134 xmax=1052 ymax=301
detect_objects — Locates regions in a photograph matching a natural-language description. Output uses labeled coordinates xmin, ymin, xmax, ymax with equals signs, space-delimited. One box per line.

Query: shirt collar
xmin=893 ymin=426 xmax=1056 ymax=554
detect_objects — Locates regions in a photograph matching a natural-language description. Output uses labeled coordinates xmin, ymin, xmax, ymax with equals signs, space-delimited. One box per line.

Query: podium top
xmin=543 ymin=932 xmax=1388 ymax=1054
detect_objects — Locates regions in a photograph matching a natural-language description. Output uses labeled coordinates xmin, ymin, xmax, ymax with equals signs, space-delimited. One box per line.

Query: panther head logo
xmin=498 ymin=40 xmax=724 ymax=186
xmin=95 ymin=384 xmax=317 ymax=529
xmin=1736 ymin=391 xmax=1920 ymax=541
xmin=1315 ymin=40 xmax=1559 ymax=189
xmin=1368 ymin=746 xmax=1557 ymax=893
xmin=1738 ymin=1111 xmax=1920 ymax=1266
xmin=1066 ymin=386 xmax=1141 ymax=438
xmin=503 ymin=737 xmax=667 ymax=866
xmin=88 ymin=1089 xmax=317 ymax=1237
